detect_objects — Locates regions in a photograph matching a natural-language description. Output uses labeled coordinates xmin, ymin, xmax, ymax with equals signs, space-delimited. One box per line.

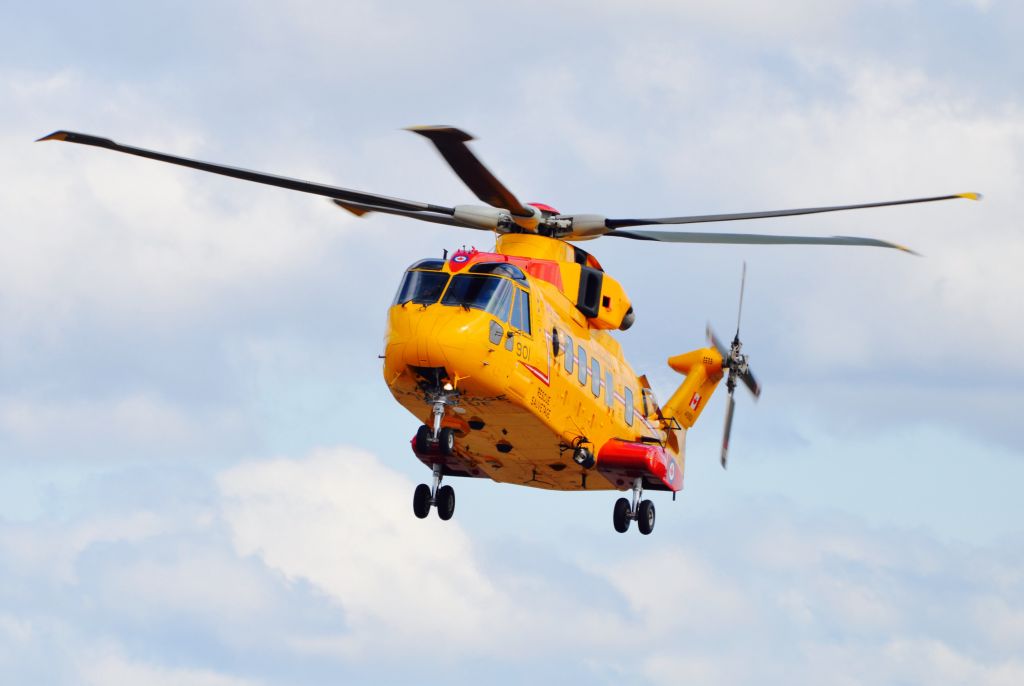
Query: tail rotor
xmin=707 ymin=262 xmax=761 ymax=468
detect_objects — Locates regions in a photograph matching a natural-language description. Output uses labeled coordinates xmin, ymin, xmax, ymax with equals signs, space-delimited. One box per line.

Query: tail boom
xmin=662 ymin=347 xmax=725 ymax=429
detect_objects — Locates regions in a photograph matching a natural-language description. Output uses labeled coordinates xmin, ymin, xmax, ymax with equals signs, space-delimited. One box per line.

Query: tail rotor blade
xmin=706 ymin=323 xmax=728 ymax=358
xmin=740 ymin=368 xmax=761 ymax=399
xmin=721 ymin=393 xmax=736 ymax=469
xmin=735 ymin=261 xmax=746 ymax=339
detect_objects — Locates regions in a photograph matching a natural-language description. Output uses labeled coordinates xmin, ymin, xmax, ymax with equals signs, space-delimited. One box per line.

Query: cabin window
xmin=441 ymin=274 xmax=514 ymax=320
xmin=591 ymin=357 xmax=601 ymax=397
xmin=577 ymin=346 xmax=588 ymax=385
xmin=605 ymin=370 xmax=614 ymax=408
xmin=393 ymin=270 xmax=450 ymax=306
xmin=510 ymin=289 xmax=532 ymax=335
xmin=563 ymin=334 xmax=574 ymax=374
xmin=624 ymin=387 xmax=634 ymax=426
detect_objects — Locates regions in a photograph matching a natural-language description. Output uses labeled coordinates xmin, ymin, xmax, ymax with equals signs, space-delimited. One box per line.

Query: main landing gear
xmin=612 ymin=477 xmax=656 ymax=535
xmin=413 ymin=421 xmax=457 ymax=521
xmin=413 ymin=462 xmax=455 ymax=520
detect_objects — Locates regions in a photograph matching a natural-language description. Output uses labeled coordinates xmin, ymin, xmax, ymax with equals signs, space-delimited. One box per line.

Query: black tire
xmin=438 ymin=427 xmax=456 ymax=456
xmin=436 ymin=484 xmax=456 ymax=520
xmin=613 ymin=497 xmax=631 ymax=533
xmin=413 ymin=483 xmax=431 ymax=519
xmin=414 ymin=425 xmax=432 ymax=454
xmin=637 ymin=499 xmax=655 ymax=535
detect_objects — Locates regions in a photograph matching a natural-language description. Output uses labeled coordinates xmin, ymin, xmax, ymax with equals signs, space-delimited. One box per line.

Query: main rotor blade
xmin=605 ymin=229 xmax=918 ymax=254
xmin=331 ymin=198 xmax=487 ymax=229
xmin=37 ymin=130 xmax=455 ymax=216
xmin=721 ymin=394 xmax=736 ymax=469
xmin=330 ymin=199 xmax=468 ymax=227
xmin=605 ymin=193 xmax=981 ymax=229
xmin=408 ymin=126 xmax=532 ymax=217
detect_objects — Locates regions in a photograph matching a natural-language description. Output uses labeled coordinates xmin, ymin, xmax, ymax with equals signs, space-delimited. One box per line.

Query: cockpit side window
xmin=510 ymin=289 xmax=532 ymax=335
xmin=441 ymin=274 xmax=514 ymax=321
xmin=393 ymin=270 xmax=450 ymax=306
xmin=490 ymin=278 xmax=514 ymax=322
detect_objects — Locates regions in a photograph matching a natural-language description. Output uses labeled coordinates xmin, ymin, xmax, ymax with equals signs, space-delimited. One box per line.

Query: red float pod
xmin=597 ymin=439 xmax=683 ymax=492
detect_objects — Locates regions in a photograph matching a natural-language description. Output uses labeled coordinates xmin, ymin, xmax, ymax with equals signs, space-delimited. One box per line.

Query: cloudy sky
xmin=2 ymin=1 xmax=1023 ymax=683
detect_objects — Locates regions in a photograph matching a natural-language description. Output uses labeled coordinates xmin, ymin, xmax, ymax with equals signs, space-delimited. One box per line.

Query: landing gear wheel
xmin=637 ymin=499 xmax=656 ymax=535
xmin=413 ymin=483 xmax=431 ymax=519
xmin=414 ymin=425 xmax=431 ymax=454
xmin=613 ymin=497 xmax=631 ymax=533
xmin=436 ymin=484 xmax=456 ymax=520
xmin=438 ymin=427 xmax=456 ymax=456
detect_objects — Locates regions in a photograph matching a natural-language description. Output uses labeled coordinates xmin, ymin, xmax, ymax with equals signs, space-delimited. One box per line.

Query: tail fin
xmin=661 ymin=347 xmax=725 ymax=429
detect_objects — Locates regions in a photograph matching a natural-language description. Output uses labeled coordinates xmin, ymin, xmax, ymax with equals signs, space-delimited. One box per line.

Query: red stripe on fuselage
xmin=519 ymin=361 xmax=551 ymax=385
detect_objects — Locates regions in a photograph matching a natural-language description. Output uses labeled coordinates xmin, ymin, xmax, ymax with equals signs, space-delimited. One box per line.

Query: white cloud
xmin=0 ymin=446 xmax=1022 ymax=684
xmin=580 ymin=0 xmax=862 ymax=38
xmin=0 ymin=510 xmax=168 ymax=584
xmin=218 ymin=447 xmax=513 ymax=659
xmin=0 ymin=393 xmax=245 ymax=461
xmin=79 ymin=644 xmax=263 ymax=686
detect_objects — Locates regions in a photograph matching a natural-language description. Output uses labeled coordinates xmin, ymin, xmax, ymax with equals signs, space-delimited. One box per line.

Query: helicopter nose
xmin=412 ymin=315 xmax=440 ymax=367
xmin=406 ymin=306 xmax=476 ymax=370
xmin=384 ymin=303 xmax=510 ymax=399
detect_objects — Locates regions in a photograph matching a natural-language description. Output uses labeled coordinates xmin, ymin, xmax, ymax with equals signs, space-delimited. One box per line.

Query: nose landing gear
xmin=414 ymin=424 xmax=456 ymax=456
xmin=411 ymin=386 xmax=460 ymax=522
xmin=612 ymin=477 xmax=656 ymax=535
xmin=413 ymin=462 xmax=456 ymax=521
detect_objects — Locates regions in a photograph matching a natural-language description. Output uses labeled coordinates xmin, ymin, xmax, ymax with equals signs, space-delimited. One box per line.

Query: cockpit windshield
xmin=441 ymin=274 xmax=514 ymax=320
xmin=393 ymin=270 xmax=450 ymax=306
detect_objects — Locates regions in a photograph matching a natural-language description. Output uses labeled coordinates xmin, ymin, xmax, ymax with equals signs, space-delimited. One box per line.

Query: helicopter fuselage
xmin=383 ymin=233 xmax=722 ymax=493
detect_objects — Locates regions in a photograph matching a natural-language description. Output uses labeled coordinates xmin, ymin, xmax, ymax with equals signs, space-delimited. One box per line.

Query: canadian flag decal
xmin=689 ymin=392 xmax=702 ymax=411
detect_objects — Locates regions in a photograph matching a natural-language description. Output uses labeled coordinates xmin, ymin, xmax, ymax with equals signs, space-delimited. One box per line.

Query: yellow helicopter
xmin=38 ymin=126 xmax=980 ymax=534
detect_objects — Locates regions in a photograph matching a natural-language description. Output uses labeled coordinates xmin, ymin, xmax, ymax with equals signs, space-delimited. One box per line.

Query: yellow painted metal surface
xmin=382 ymin=234 xmax=723 ymax=492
